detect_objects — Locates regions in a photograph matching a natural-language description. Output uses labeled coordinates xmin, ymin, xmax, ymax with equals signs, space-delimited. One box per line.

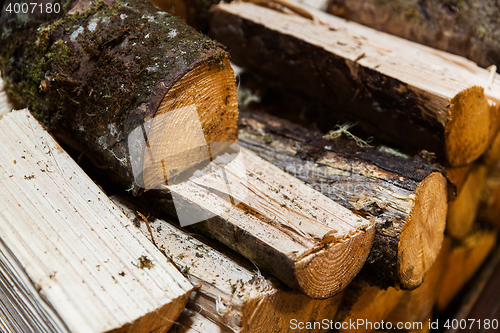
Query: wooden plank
xmin=209 ymin=1 xmax=500 ymax=166
xmin=113 ymin=196 xmax=342 ymax=333
xmin=0 ymin=110 xmax=193 ymax=333
xmin=238 ymin=110 xmax=448 ymax=290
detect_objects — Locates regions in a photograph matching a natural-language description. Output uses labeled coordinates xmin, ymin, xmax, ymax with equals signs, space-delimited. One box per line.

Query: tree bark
xmin=238 ymin=110 xmax=448 ymax=290
xmin=0 ymin=0 xmax=374 ymax=299
xmin=209 ymin=1 xmax=500 ymax=167
xmin=327 ymin=0 xmax=500 ymax=69
xmin=113 ymin=196 xmax=342 ymax=333
xmin=0 ymin=110 xmax=193 ymax=333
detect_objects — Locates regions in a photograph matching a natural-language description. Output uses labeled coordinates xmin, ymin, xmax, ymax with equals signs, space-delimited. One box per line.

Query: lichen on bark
xmin=0 ymin=0 xmax=229 ymax=189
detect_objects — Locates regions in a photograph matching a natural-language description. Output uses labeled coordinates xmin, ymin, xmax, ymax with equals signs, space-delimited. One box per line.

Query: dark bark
xmin=238 ymin=109 xmax=447 ymax=289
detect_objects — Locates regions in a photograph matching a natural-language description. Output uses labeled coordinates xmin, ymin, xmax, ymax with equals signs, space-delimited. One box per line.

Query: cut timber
xmin=384 ymin=238 xmax=451 ymax=331
xmin=327 ymin=0 xmax=500 ymax=69
xmin=0 ymin=110 xmax=193 ymax=333
xmin=478 ymin=164 xmax=500 ymax=228
xmin=0 ymin=0 xmax=238 ymax=191
xmin=437 ymin=231 xmax=497 ymax=312
xmin=144 ymin=146 xmax=374 ymax=298
xmin=447 ymin=164 xmax=488 ymax=240
xmin=209 ymin=1 xmax=500 ymax=166
xmin=238 ymin=110 xmax=448 ymax=289
xmin=0 ymin=0 xmax=374 ymax=299
xmin=334 ymin=279 xmax=401 ymax=333
xmin=113 ymin=196 xmax=342 ymax=333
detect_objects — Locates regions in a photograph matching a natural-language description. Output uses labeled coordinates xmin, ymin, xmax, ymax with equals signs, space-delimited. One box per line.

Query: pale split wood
xmin=0 ymin=110 xmax=193 ymax=333
xmin=386 ymin=238 xmax=451 ymax=331
xmin=209 ymin=1 xmax=500 ymax=166
xmin=160 ymin=146 xmax=374 ymax=298
xmin=113 ymin=196 xmax=342 ymax=333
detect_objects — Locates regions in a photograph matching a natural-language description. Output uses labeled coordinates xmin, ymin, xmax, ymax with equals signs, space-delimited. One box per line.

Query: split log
xmin=0 ymin=0 xmax=239 ymax=190
xmin=113 ymin=196 xmax=342 ymax=333
xmin=437 ymin=231 xmax=497 ymax=312
xmin=333 ymin=279 xmax=401 ymax=333
xmin=0 ymin=110 xmax=193 ymax=333
xmin=327 ymin=0 xmax=500 ymax=69
xmin=0 ymin=0 xmax=375 ymax=299
xmin=384 ymin=238 xmax=451 ymax=331
xmin=169 ymin=308 xmax=234 ymax=333
xmin=447 ymin=164 xmax=488 ymax=240
xmin=238 ymin=110 xmax=448 ymax=289
xmin=209 ymin=1 xmax=500 ymax=166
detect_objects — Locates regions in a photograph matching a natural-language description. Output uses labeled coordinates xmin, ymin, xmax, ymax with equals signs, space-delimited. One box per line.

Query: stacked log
xmin=1 ymin=0 xmax=500 ymax=331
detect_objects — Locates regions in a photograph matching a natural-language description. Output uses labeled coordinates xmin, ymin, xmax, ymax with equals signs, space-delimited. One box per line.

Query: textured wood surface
xmin=0 ymin=109 xmax=193 ymax=333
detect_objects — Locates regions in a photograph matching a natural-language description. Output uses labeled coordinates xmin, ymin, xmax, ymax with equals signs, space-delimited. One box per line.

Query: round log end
xmin=139 ymin=57 xmax=238 ymax=189
xmin=294 ymin=225 xmax=375 ymax=299
xmin=397 ymin=172 xmax=448 ymax=290
xmin=445 ymin=86 xmax=491 ymax=166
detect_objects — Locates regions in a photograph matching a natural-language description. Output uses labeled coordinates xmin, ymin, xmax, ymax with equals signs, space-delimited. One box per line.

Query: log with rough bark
xmin=327 ymin=0 xmax=500 ymax=70
xmin=384 ymin=237 xmax=451 ymax=331
xmin=447 ymin=164 xmax=488 ymax=239
xmin=437 ymin=231 xmax=497 ymax=312
xmin=113 ymin=196 xmax=342 ymax=333
xmin=209 ymin=1 xmax=500 ymax=166
xmin=238 ymin=110 xmax=448 ymax=290
xmin=0 ymin=110 xmax=193 ymax=333
xmin=0 ymin=0 xmax=375 ymax=299
xmin=333 ymin=279 xmax=401 ymax=333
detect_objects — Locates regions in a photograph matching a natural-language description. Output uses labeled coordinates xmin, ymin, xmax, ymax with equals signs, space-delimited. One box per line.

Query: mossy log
xmin=0 ymin=0 xmax=374 ymax=299
xmin=238 ymin=110 xmax=448 ymax=290
xmin=327 ymin=0 xmax=500 ymax=69
xmin=113 ymin=196 xmax=342 ymax=333
xmin=209 ymin=1 xmax=500 ymax=167
xmin=0 ymin=0 xmax=238 ymax=190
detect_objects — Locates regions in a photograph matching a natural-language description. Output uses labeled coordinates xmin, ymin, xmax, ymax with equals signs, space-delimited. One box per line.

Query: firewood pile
xmin=0 ymin=0 xmax=499 ymax=332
